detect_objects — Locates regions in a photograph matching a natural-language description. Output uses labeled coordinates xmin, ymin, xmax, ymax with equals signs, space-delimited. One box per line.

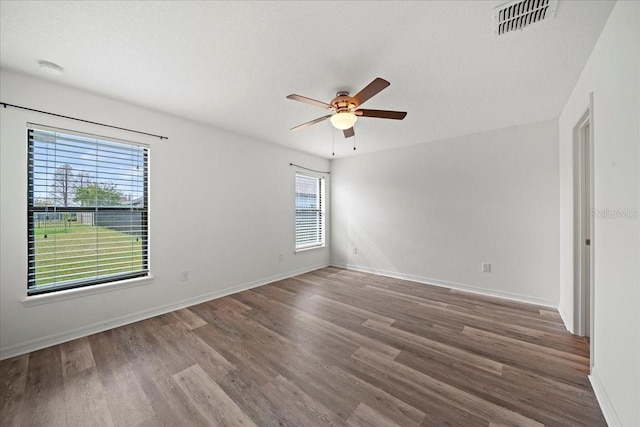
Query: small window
xmin=295 ymin=173 xmax=325 ymax=250
xmin=27 ymin=125 xmax=149 ymax=295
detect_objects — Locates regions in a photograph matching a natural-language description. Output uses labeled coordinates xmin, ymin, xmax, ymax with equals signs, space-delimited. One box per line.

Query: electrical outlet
xmin=482 ymin=263 xmax=491 ymax=273
xmin=181 ymin=270 xmax=190 ymax=281
xmin=352 ymin=247 xmax=358 ymax=255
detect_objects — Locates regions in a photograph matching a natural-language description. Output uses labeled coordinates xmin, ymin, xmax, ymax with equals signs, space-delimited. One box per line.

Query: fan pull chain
xmin=353 ymin=133 xmax=357 ymax=151
xmin=332 ymin=127 xmax=335 ymax=156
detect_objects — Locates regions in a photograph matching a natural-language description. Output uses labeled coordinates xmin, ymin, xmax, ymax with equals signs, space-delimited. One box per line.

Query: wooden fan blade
xmin=343 ymin=127 xmax=355 ymax=138
xmin=286 ymin=94 xmax=332 ymax=109
xmin=356 ymin=109 xmax=407 ymax=120
xmin=290 ymin=115 xmax=332 ymax=131
xmin=350 ymin=78 xmax=390 ymax=108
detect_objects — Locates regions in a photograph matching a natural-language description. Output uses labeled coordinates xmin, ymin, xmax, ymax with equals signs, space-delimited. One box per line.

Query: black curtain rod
xmin=289 ymin=163 xmax=330 ymax=174
xmin=1 ymin=102 xmax=168 ymax=140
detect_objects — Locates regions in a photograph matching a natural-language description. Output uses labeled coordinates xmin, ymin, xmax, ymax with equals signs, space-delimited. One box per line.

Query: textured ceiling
xmin=0 ymin=1 xmax=614 ymax=158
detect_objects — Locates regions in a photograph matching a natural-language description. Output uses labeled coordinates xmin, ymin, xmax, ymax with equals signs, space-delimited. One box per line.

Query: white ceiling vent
xmin=494 ymin=0 xmax=558 ymax=36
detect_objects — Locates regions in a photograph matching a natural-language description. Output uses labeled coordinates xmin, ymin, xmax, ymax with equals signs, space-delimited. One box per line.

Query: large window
xmin=295 ymin=173 xmax=325 ymax=250
xmin=27 ymin=125 xmax=149 ymax=295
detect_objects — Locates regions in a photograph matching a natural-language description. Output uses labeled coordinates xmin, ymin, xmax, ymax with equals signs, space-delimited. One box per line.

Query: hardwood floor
xmin=0 ymin=267 xmax=605 ymax=426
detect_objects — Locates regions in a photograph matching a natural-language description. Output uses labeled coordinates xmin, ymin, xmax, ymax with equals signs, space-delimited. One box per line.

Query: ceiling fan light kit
xmin=287 ymin=77 xmax=406 ymax=139
xmin=330 ymin=112 xmax=357 ymax=130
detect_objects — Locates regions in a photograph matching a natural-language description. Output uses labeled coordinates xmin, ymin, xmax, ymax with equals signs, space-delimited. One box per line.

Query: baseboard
xmin=589 ymin=367 xmax=622 ymax=427
xmin=0 ymin=263 xmax=328 ymax=360
xmin=331 ymin=263 xmax=558 ymax=308
xmin=558 ymin=304 xmax=574 ymax=334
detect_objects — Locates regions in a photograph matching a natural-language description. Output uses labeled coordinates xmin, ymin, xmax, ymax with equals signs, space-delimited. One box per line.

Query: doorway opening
xmin=573 ymin=100 xmax=594 ymax=369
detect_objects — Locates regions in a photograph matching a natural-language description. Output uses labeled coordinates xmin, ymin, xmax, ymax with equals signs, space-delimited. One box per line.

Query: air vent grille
xmin=494 ymin=0 xmax=558 ymax=36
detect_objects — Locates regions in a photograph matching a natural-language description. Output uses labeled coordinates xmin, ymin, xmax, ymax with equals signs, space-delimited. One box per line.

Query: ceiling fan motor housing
xmin=331 ymin=92 xmax=356 ymax=112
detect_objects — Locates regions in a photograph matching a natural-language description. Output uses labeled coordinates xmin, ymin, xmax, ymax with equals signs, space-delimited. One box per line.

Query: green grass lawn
xmin=33 ymin=221 xmax=144 ymax=287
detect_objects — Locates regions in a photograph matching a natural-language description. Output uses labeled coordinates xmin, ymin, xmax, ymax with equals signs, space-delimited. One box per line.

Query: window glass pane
xmin=27 ymin=127 xmax=149 ymax=295
xmin=295 ymin=173 xmax=324 ymax=249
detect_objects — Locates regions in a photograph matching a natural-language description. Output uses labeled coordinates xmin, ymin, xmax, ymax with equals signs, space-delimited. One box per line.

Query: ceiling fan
xmin=286 ymin=77 xmax=407 ymax=138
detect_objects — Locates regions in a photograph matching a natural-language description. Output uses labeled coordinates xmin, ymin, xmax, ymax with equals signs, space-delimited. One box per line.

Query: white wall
xmin=558 ymin=1 xmax=639 ymax=425
xmin=0 ymin=69 xmax=330 ymax=359
xmin=331 ymin=120 xmax=559 ymax=306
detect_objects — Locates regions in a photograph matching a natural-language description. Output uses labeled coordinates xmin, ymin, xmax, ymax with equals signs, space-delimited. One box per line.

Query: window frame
xmin=26 ymin=124 xmax=150 ymax=296
xmin=294 ymin=172 xmax=326 ymax=251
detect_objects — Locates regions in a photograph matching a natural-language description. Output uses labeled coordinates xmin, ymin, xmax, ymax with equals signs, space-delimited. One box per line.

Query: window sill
xmin=21 ymin=275 xmax=154 ymax=307
xmin=295 ymin=244 xmax=326 ymax=254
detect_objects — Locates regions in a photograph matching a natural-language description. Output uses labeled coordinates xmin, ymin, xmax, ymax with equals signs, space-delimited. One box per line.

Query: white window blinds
xmin=295 ymin=173 xmax=325 ymax=250
xmin=27 ymin=126 xmax=149 ymax=295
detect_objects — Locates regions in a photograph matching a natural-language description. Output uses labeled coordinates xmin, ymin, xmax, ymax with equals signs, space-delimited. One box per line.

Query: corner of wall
xmin=589 ymin=367 xmax=623 ymax=427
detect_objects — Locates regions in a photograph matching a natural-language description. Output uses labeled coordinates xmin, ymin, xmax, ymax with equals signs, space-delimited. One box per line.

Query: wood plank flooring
xmin=0 ymin=267 xmax=606 ymax=426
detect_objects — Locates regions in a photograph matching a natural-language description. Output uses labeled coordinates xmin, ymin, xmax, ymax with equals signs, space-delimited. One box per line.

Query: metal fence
xmin=33 ymin=211 xmax=143 ymax=237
